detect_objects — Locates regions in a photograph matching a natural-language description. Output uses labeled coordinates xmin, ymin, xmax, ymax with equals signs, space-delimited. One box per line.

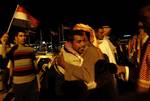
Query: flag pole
xmin=6 ymin=4 xmax=19 ymax=33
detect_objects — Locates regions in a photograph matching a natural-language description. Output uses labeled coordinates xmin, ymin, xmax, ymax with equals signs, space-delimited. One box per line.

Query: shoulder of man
xmin=9 ymin=44 xmax=18 ymax=52
xmin=86 ymin=44 xmax=98 ymax=51
xmin=86 ymin=44 xmax=104 ymax=56
xmin=7 ymin=45 xmax=18 ymax=59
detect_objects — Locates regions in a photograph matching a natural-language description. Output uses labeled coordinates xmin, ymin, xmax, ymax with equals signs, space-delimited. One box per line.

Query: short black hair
xmin=65 ymin=30 xmax=85 ymax=42
xmin=94 ymin=26 xmax=103 ymax=33
xmin=14 ymin=27 xmax=27 ymax=37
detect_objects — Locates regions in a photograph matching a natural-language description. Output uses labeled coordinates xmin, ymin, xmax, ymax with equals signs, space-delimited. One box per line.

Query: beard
xmin=78 ymin=46 xmax=86 ymax=54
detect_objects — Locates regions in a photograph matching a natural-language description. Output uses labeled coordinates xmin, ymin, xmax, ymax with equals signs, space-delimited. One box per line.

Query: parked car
xmin=36 ymin=51 xmax=55 ymax=70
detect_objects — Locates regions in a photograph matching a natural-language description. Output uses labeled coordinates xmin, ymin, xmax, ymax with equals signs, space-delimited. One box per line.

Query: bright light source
xmin=42 ymin=41 xmax=46 ymax=44
xmin=123 ymin=35 xmax=131 ymax=37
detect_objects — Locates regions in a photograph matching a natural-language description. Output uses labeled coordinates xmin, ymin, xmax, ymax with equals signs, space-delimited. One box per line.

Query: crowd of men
xmin=1 ymin=3 xmax=150 ymax=101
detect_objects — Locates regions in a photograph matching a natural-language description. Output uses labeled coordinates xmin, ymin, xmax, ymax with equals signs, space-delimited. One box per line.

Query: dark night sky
xmin=0 ymin=0 xmax=150 ymax=38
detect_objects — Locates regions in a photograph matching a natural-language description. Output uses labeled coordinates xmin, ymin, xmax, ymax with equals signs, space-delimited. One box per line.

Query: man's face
xmin=72 ymin=34 xmax=86 ymax=54
xmin=95 ymin=28 xmax=104 ymax=40
xmin=102 ymin=26 xmax=112 ymax=36
xmin=16 ymin=32 xmax=27 ymax=45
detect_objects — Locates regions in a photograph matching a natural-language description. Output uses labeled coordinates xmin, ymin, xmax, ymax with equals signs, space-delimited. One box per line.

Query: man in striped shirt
xmin=8 ymin=28 xmax=39 ymax=101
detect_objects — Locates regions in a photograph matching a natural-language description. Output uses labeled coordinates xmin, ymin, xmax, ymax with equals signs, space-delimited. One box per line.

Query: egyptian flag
xmin=12 ymin=5 xmax=39 ymax=28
